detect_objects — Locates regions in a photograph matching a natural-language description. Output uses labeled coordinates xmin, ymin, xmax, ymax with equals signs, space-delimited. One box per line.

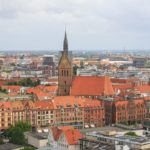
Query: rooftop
xmin=0 ymin=143 xmax=23 ymax=150
xmin=26 ymin=132 xmax=48 ymax=140
xmin=87 ymin=130 xmax=150 ymax=145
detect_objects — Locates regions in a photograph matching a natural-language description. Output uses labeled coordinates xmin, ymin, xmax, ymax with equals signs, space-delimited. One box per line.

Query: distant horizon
xmin=0 ymin=49 xmax=150 ymax=53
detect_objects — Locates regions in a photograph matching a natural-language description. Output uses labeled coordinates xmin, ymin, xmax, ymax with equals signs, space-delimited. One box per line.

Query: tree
xmin=0 ymin=139 xmax=4 ymax=145
xmin=80 ymin=60 xmax=84 ymax=68
xmin=10 ymin=63 xmax=16 ymax=66
xmin=10 ymin=127 xmax=26 ymax=145
xmin=125 ymin=132 xmax=138 ymax=137
xmin=3 ymin=121 xmax=31 ymax=145
xmin=15 ymin=121 xmax=31 ymax=132
xmin=73 ymin=65 xmax=78 ymax=75
xmin=0 ymin=87 xmax=8 ymax=94
xmin=7 ymin=78 xmax=40 ymax=87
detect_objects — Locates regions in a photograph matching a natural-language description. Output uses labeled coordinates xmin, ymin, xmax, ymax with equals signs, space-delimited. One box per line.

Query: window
xmin=62 ymin=70 xmax=63 ymax=76
xmin=64 ymin=70 xmax=66 ymax=76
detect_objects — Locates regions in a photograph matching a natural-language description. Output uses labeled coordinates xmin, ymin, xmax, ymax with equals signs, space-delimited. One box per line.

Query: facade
xmin=0 ymin=102 xmax=12 ymax=129
xmin=25 ymin=132 xmax=48 ymax=148
xmin=104 ymin=98 xmax=147 ymax=125
xmin=0 ymin=96 xmax=104 ymax=130
xmin=53 ymin=96 xmax=105 ymax=128
xmin=58 ymin=32 xmax=72 ymax=96
xmin=133 ymin=57 xmax=149 ymax=68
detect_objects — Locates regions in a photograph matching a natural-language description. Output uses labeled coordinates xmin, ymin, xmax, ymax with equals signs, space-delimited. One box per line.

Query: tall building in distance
xmin=58 ymin=31 xmax=72 ymax=96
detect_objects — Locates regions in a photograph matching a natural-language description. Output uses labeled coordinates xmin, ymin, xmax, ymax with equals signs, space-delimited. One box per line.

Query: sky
xmin=0 ymin=0 xmax=150 ymax=50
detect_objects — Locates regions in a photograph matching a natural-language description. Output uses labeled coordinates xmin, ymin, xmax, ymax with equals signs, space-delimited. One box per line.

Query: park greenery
xmin=73 ymin=65 xmax=79 ymax=75
xmin=125 ymin=131 xmax=138 ymax=137
xmin=0 ymin=87 xmax=8 ymax=94
xmin=21 ymin=147 xmax=35 ymax=150
xmin=0 ymin=138 xmax=4 ymax=145
xmin=7 ymin=78 xmax=40 ymax=87
xmin=3 ymin=121 xmax=31 ymax=145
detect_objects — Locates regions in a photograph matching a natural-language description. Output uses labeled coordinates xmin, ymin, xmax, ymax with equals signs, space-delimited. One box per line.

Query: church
xmin=58 ymin=32 xmax=114 ymax=98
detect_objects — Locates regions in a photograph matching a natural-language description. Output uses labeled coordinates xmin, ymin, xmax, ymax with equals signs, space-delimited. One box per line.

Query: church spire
xmin=63 ymin=30 xmax=68 ymax=52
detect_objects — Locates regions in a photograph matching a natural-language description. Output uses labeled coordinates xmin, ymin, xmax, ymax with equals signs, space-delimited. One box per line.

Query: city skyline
xmin=0 ymin=0 xmax=150 ymax=50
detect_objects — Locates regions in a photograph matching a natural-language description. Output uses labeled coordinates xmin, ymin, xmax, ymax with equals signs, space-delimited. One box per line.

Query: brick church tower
xmin=58 ymin=31 xmax=72 ymax=96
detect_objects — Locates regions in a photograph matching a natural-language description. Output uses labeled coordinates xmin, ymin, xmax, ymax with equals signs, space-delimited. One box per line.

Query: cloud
xmin=0 ymin=0 xmax=150 ymax=50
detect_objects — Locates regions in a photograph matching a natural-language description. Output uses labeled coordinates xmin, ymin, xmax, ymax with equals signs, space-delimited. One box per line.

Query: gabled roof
xmin=2 ymin=85 xmax=21 ymax=91
xmin=52 ymin=96 xmax=84 ymax=109
xmin=71 ymin=76 xmax=114 ymax=96
xmin=113 ymin=84 xmax=133 ymax=90
xmin=34 ymin=101 xmax=54 ymax=109
xmin=51 ymin=127 xmax=62 ymax=141
xmin=63 ymin=128 xmax=82 ymax=145
xmin=51 ymin=126 xmax=83 ymax=145
xmin=135 ymin=84 xmax=150 ymax=93
xmin=111 ymin=78 xmax=136 ymax=84
xmin=0 ymin=102 xmax=11 ymax=109
xmin=52 ymin=96 xmax=103 ymax=109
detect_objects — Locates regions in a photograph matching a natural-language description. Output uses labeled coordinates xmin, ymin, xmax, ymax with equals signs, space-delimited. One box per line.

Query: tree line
xmin=7 ymin=78 xmax=40 ymax=87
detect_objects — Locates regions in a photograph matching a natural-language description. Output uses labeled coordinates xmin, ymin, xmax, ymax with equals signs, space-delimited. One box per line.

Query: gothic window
xmin=64 ymin=89 xmax=66 ymax=93
xmin=64 ymin=70 xmax=66 ymax=76
xmin=67 ymin=70 xmax=69 ymax=76
xmin=62 ymin=70 xmax=63 ymax=76
xmin=64 ymin=81 xmax=66 ymax=85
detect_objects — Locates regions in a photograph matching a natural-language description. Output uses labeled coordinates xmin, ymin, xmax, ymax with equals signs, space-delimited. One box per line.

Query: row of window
xmin=61 ymin=70 xmax=69 ymax=76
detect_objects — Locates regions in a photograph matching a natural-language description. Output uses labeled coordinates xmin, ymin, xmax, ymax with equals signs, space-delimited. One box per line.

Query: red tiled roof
xmin=35 ymin=91 xmax=52 ymax=98
xmin=111 ymin=78 xmax=135 ymax=84
xmin=26 ymin=85 xmax=57 ymax=99
xmin=51 ymin=126 xmax=83 ymax=145
xmin=115 ymin=100 xmax=128 ymax=106
xmin=36 ymin=85 xmax=57 ymax=92
xmin=135 ymin=84 xmax=150 ymax=93
xmin=2 ymin=85 xmax=21 ymax=91
xmin=0 ymin=102 xmax=11 ymax=109
xmin=83 ymin=99 xmax=103 ymax=107
xmin=71 ymin=76 xmax=114 ymax=96
xmin=63 ymin=128 xmax=83 ymax=145
xmin=51 ymin=127 xmax=62 ymax=141
xmin=113 ymin=84 xmax=133 ymax=90
xmin=52 ymin=96 xmax=102 ymax=109
xmin=144 ymin=96 xmax=150 ymax=100
xmin=34 ymin=101 xmax=54 ymax=109
xmin=52 ymin=96 xmax=84 ymax=109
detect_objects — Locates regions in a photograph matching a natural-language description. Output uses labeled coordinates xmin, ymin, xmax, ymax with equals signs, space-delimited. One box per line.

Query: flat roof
xmin=0 ymin=143 xmax=23 ymax=150
xmin=87 ymin=131 xmax=150 ymax=145
xmin=26 ymin=132 xmax=48 ymax=140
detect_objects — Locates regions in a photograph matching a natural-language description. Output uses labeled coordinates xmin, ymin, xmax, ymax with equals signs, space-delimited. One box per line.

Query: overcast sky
xmin=0 ymin=0 xmax=150 ymax=50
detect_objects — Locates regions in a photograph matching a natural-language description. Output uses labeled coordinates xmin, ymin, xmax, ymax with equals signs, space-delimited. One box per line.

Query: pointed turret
xmin=58 ymin=30 xmax=72 ymax=96
xmin=63 ymin=31 xmax=68 ymax=52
